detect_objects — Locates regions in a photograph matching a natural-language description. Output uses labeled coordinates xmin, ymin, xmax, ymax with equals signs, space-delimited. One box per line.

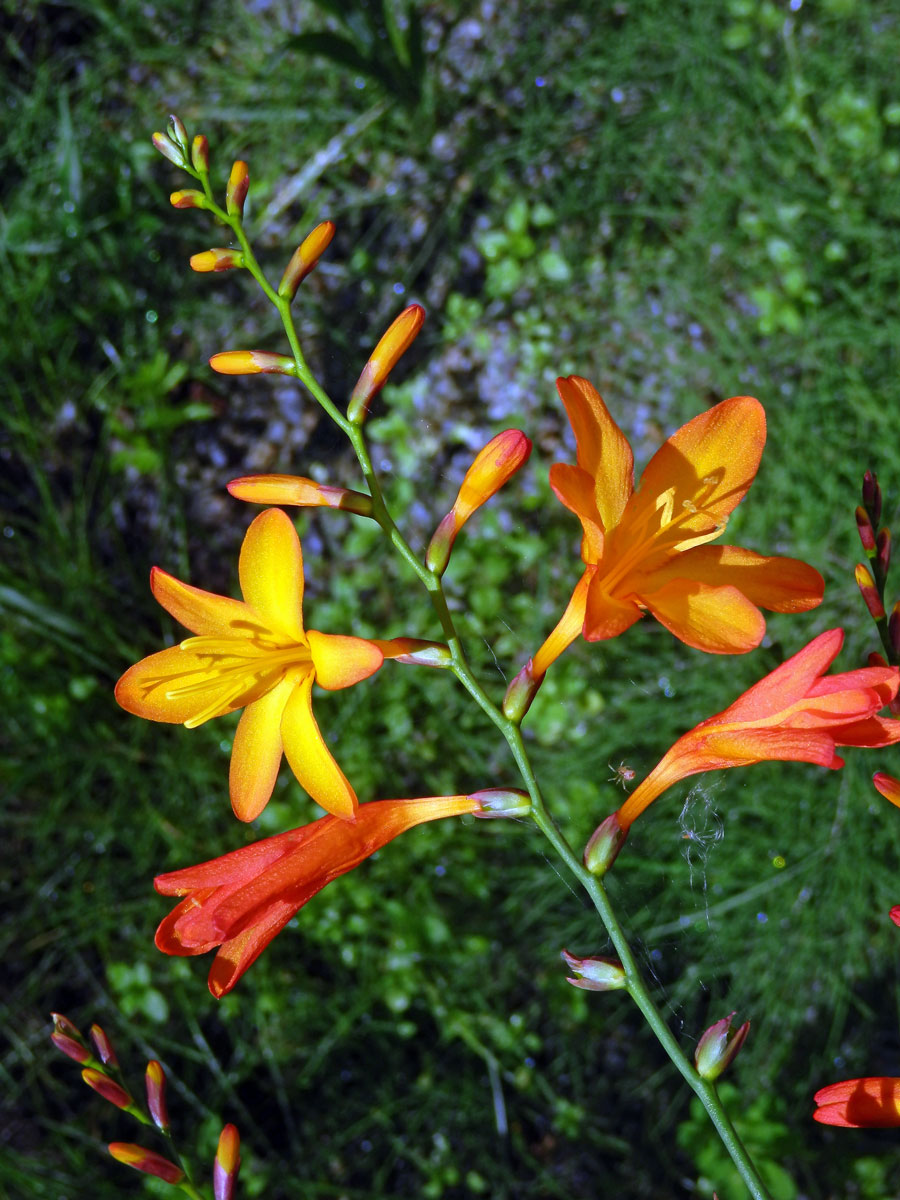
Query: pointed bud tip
xmin=347 ymin=304 xmax=426 ymax=423
xmin=471 ymin=788 xmax=532 ymax=819
xmin=561 ymin=950 xmax=627 ymax=991
xmin=695 ymin=1012 xmax=750 ymax=1080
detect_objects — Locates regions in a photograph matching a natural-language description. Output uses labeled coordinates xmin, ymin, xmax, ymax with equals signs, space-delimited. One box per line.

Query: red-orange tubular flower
xmin=532 ymin=377 xmax=823 ymax=677
xmin=813 ymin=1078 xmax=900 ymax=1127
xmin=616 ymin=628 xmax=900 ymax=831
xmin=155 ymin=795 xmax=480 ymax=997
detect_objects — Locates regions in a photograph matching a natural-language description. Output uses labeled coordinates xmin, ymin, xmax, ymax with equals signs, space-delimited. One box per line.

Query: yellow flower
xmin=116 ymin=509 xmax=383 ymax=822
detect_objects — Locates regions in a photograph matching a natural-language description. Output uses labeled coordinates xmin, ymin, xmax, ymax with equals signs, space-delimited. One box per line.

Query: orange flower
xmin=813 ymin=1078 xmax=900 ymax=1127
xmin=616 ymin=629 xmax=900 ymax=831
xmin=533 ymin=377 xmax=823 ymax=676
xmin=116 ymin=509 xmax=383 ymax=822
xmin=155 ymin=795 xmax=480 ymax=996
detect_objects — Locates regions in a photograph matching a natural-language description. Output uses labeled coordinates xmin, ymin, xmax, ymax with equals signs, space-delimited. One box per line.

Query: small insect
xmin=608 ymin=761 xmax=636 ymax=789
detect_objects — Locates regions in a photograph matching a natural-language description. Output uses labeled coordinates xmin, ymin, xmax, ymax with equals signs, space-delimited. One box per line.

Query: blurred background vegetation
xmin=5 ymin=0 xmax=900 ymax=1196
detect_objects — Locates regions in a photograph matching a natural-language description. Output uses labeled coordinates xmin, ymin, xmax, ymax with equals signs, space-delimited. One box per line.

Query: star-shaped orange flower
xmin=116 ymin=509 xmax=383 ymax=822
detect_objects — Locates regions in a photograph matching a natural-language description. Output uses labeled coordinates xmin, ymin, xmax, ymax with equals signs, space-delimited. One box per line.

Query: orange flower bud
xmin=88 ymin=1024 xmax=118 ymax=1068
xmin=145 ymin=1060 xmax=169 ymax=1130
xmin=82 ymin=1067 xmax=133 ymax=1109
xmin=109 ymin=1143 xmax=185 ymax=1185
xmin=151 ymin=132 xmax=185 ymax=166
xmin=50 ymin=1013 xmax=91 ymax=1063
xmin=214 ymin=1124 xmax=241 ymax=1200
xmin=278 ymin=221 xmax=336 ymax=300
xmin=209 ymin=351 xmax=297 ymax=376
xmin=502 ymin=659 xmax=543 ymax=723
xmin=583 ymin=811 xmax=628 ymax=876
xmin=856 ymin=562 xmax=886 ymax=619
xmin=170 ymin=189 xmax=208 ymax=210
xmin=470 ymin=788 xmax=532 ymax=818
xmin=191 ymin=134 xmax=210 ymax=173
xmin=190 ymin=248 xmax=244 ymax=272
xmin=347 ymin=304 xmax=425 ymax=423
xmin=695 ymin=1012 xmax=750 ymax=1081
xmin=426 ymin=430 xmax=531 ymax=575
xmin=227 ymin=473 xmax=373 ymax=515
xmin=226 ymin=160 xmax=249 ymax=218
xmin=561 ymin=950 xmax=627 ymax=992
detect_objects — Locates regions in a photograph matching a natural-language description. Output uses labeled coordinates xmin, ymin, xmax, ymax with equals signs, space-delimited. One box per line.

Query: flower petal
xmin=582 ymin=574 xmax=644 ymax=643
xmin=307 ymin=630 xmax=384 ymax=690
xmin=229 ymin=674 xmax=296 ymax=822
xmin=556 ymin=376 xmax=633 ymax=533
xmin=280 ymin=672 xmax=357 ymax=818
xmin=813 ymin=1078 xmax=900 ymax=1127
xmin=639 ymin=579 xmax=766 ymax=654
xmin=208 ymin=899 xmax=302 ymax=998
xmin=532 ymin=568 xmax=594 ymax=678
xmin=238 ymin=509 xmax=305 ymax=641
xmin=548 ymin=463 xmax=605 ymax=561
xmin=150 ymin=568 xmax=254 ymax=637
xmin=115 ymin=645 xmax=253 ymax=725
xmin=632 ymin=396 xmax=766 ymax=545
xmin=651 ymin=544 xmax=824 ymax=613
xmin=719 ymin=630 xmax=844 ymax=723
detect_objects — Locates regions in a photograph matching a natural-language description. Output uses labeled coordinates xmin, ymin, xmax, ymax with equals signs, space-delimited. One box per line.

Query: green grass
xmin=7 ymin=1 xmax=900 ymax=1197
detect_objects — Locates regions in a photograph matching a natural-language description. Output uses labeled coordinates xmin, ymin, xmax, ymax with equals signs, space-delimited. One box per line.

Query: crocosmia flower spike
xmin=116 ymin=508 xmax=384 ymax=822
xmin=532 ymin=377 xmax=823 ymax=677
xmin=426 ymin=430 xmax=532 ymax=575
xmin=615 ymin=628 xmax=900 ymax=831
xmin=813 ymin=1077 xmax=900 ymax=1127
xmin=155 ymin=794 xmax=481 ymax=996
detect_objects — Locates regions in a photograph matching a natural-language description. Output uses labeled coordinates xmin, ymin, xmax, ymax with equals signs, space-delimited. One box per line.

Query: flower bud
xmin=191 ymin=134 xmax=210 ymax=173
xmin=890 ymin=905 xmax=900 ymax=927
xmin=170 ymin=189 xmax=209 ymax=210
xmin=209 ymin=351 xmax=297 ymax=376
xmin=583 ymin=811 xmax=628 ymax=876
xmin=426 ymin=430 xmax=531 ymax=575
xmin=89 ymin=1024 xmax=119 ymax=1068
xmin=347 ymin=304 xmax=425 ymax=424
xmin=145 ymin=1060 xmax=169 ymax=1131
xmin=874 ymin=772 xmax=900 ymax=809
xmin=856 ymin=562 xmax=886 ymax=619
xmin=278 ymin=221 xmax=336 ymax=300
xmin=863 ymin=470 xmax=882 ymax=527
xmin=151 ymin=132 xmax=185 ymax=167
xmin=694 ymin=1011 xmax=750 ymax=1081
xmin=190 ymin=248 xmax=244 ymax=272
xmin=470 ymin=788 xmax=532 ymax=818
xmin=226 ymin=160 xmax=249 ymax=218
xmin=561 ymin=950 xmax=627 ymax=992
xmin=109 ymin=1143 xmax=185 ymax=1185
xmin=50 ymin=1013 xmax=91 ymax=1063
xmin=374 ymin=638 xmax=453 ymax=667
xmin=227 ymin=473 xmax=373 ymax=515
xmin=82 ymin=1067 xmax=133 ymax=1109
xmin=878 ymin=528 xmax=891 ymax=576
xmin=502 ymin=659 xmax=542 ymax=723
xmin=856 ymin=506 xmax=877 ymax=556
xmin=889 ymin=602 xmax=900 ymax=660
xmin=214 ymin=1124 xmax=241 ymax=1200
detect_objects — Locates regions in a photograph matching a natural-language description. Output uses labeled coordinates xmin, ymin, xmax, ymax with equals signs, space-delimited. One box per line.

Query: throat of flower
xmin=159 ymin=633 xmax=312 ymax=727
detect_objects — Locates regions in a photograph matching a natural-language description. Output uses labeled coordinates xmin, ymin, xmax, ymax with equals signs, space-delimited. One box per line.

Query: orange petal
xmin=548 ymin=463 xmax=605 ymax=562
xmin=307 ymin=630 xmax=383 ymax=690
xmin=238 ymin=509 xmax=305 ymax=641
xmin=229 ymin=675 xmax=296 ymax=822
xmin=451 ymin=430 xmax=532 ymax=525
xmin=556 ymin=376 xmax=633 ymax=533
xmin=209 ymin=899 xmax=301 ymax=997
xmin=720 ymin=630 xmax=844 ymax=723
xmin=115 ymin=645 xmax=252 ymax=725
xmin=633 ymin=396 xmax=766 ymax=541
xmin=813 ymin=1078 xmax=900 ymax=1127
xmin=651 ymin=544 xmax=824 ymax=613
xmin=582 ymin=575 xmax=644 ymax=643
xmin=875 ymin=772 xmax=900 ymax=808
xmin=150 ymin=567 xmax=252 ymax=637
xmin=280 ymin=672 xmax=357 ymax=818
xmin=639 ymin=579 xmax=765 ymax=654
xmin=532 ymin=569 xmax=594 ymax=678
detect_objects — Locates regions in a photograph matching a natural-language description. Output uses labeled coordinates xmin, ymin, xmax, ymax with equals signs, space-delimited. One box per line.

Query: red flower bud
xmin=863 ymin=470 xmax=882 ymax=526
xmin=856 ymin=563 xmax=885 ymax=619
xmin=50 ymin=1013 xmax=91 ymax=1063
xmin=82 ymin=1068 xmax=133 ymax=1109
xmin=170 ymin=189 xmax=208 ymax=210
xmin=856 ymin=506 xmax=877 ymax=555
xmin=191 ymin=134 xmax=210 ymax=173
xmin=88 ymin=1024 xmax=118 ymax=1068
xmin=878 ymin=528 xmax=891 ymax=576
xmin=109 ymin=1143 xmax=185 ymax=1185
xmin=145 ymin=1060 xmax=169 ymax=1131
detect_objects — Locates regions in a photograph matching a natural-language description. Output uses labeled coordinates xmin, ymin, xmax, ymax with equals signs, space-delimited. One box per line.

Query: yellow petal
xmin=630 ymin=396 xmax=766 ymax=546
xmin=115 ymin=645 xmax=254 ymax=725
xmin=280 ymin=672 xmax=357 ymax=818
xmin=238 ymin=509 xmax=305 ymax=641
xmin=307 ymin=630 xmax=383 ymax=690
xmin=650 ymin=544 xmax=824 ymax=612
xmin=640 ymin=578 xmax=765 ymax=654
xmin=229 ymin=675 xmax=296 ymax=822
xmin=556 ymin=376 xmax=633 ymax=533
xmin=151 ymin=567 xmax=253 ymax=637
